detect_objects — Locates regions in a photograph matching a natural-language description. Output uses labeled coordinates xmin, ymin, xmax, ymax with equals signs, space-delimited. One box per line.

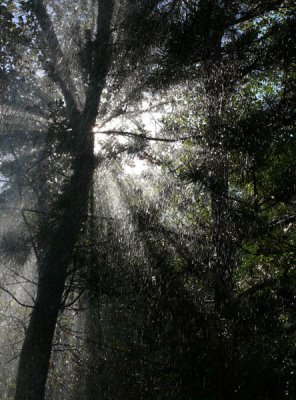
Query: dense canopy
xmin=0 ymin=1 xmax=295 ymax=399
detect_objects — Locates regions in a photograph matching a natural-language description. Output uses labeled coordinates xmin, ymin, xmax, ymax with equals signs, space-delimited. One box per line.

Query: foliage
xmin=0 ymin=1 xmax=295 ymax=400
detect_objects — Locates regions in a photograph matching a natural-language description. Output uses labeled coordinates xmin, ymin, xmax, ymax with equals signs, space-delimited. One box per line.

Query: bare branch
xmin=98 ymin=130 xmax=190 ymax=143
xmin=0 ymin=352 xmax=21 ymax=366
xmin=63 ymin=290 xmax=85 ymax=309
xmin=21 ymin=210 xmax=40 ymax=262
xmin=0 ymin=285 xmax=35 ymax=308
xmin=0 ymin=206 xmax=48 ymax=215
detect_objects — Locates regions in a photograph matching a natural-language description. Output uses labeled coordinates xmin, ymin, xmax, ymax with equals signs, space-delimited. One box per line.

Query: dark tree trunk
xmin=210 ymin=156 xmax=234 ymax=309
xmin=14 ymin=1 xmax=114 ymax=398
xmin=84 ymin=187 xmax=104 ymax=400
xmin=15 ymin=149 xmax=95 ymax=400
xmin=202 ymin=3 xmax=235 ymax=310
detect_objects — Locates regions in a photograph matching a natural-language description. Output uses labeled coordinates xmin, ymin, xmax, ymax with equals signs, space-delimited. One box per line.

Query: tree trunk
xmin=210 ymin=155 xmax=234 ymax=309
xmin=84 ymin=186 xmax=104 ymax=400
xmin=14 ymin=0 xmax=114 ymax=396
xmin=15 ymin=148 xmax=95 ymax=400
xmin=202 ymin=3 xmax=235 ymax=310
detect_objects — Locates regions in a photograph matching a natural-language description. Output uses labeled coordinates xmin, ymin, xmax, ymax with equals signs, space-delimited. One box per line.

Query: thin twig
xmin=0 ymin=285 xmax=34 ymax=308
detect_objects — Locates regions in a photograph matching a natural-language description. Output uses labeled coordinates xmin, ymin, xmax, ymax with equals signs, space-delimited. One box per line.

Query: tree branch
xmin=0 ymin=206 xmax=48 ymax=215
xmin=98 ymin=130 xmax=190 ymax=143
xmin=228 ymin=1 xmax=282 ymax=28
xmin=0 ymin=285 xmax=35 ymax=308
xmin=271 ymin=214 xmax=296 ymax=228
xmin=81 ymin=0 xmax=115 ymax=132
xmin=32 ymin=0 xmax=79 ymax=120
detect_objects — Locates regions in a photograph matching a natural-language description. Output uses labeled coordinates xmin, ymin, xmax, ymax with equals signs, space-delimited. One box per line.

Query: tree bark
xmin=15 ymin=148 xmax=95 ymax=400
xmin=84 ymin=186 xmax=104 ymax=400
xmin=210 ymin=155 xmax=234 ymax=309
xmin=202 ymin=2 xmax=235 ymax=310
xmin=14 ymin=1 xmax=114 ymax=399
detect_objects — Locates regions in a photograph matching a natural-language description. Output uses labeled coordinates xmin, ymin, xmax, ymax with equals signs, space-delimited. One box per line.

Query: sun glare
xmin=93 ymin=126 xmax=148 ymax=176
